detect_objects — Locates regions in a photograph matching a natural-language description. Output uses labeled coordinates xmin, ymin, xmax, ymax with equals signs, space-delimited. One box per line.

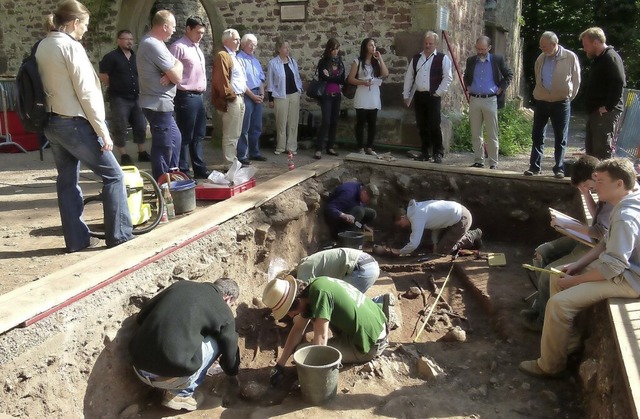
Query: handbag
xmin=306 ymin=65 xmax=326 ymax=100
xmin=341 ymin=59 xmax=360 ymax=100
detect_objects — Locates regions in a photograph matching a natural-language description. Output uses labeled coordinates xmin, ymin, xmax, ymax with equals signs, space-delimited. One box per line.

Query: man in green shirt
xmin=296 ymin=248 xmax=380 ymax=293
xmin=263 ymin=276 xmax=389 ymax=386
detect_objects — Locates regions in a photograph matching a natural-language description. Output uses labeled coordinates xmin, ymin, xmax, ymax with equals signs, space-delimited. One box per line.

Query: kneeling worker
xmin=296 ymin=247 xmax=380 ymax=294
xmin=393 ymin=199 xmax=482 ymax=255
xmin=263 ymin=276 xmax=390 ymax=386
xmin=325 ymin=181 xmax=379 ymax=238
xmin=129 ymin=278 xmax=241 ymax=411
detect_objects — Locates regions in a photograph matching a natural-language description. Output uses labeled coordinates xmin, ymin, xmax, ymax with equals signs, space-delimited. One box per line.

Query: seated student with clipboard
xmin=521 ymin=156 xmax=613 ymax=332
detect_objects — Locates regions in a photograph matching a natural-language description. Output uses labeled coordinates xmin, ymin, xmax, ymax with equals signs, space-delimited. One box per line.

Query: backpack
xmin=16 ymin=40 xmax=49 ymax=133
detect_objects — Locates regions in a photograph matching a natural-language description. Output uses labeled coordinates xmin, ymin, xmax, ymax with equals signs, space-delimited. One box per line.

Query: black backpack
xmin=16 ymin=40 xmax=49 ymax=133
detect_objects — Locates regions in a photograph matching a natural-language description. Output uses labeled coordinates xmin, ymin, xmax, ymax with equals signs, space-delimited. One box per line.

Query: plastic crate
xmin=195 ymin=178 xmax=256 ymax=201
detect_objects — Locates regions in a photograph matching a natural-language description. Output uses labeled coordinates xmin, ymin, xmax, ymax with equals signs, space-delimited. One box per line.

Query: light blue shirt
xmin=266 ymin=55 xmax=303 ymax=99
xmin=541 ymin=50 xmax=559 ymax=91
xmin=469 ymin=54 xmax=498 ymax=95
xmin=224 ymin=46 xmax=247 ymax=95
xmin=237 ymin=50 xmax=265 ymax=90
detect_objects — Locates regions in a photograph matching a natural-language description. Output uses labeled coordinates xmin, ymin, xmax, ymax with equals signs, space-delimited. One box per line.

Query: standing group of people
xmin=524 ymin=27 xmax=625 ymax=178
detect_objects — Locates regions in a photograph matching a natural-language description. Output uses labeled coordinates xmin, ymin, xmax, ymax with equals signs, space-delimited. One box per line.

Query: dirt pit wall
xmin=0 ymin=161 xmax=599 ymax=418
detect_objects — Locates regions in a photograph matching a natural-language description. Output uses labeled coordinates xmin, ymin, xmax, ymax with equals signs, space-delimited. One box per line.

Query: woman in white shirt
xmin=347 ymin=38 xmax=389 ymax=156
xmin=36 ymin=0 xmax=133 ymax=252
xmin=266 ymin=38 xmax=303 ymax=155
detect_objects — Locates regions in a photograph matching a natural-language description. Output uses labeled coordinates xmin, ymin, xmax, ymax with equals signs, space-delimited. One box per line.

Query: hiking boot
xmin=382 ymin=293 xmax=400 ymax=330
xmin=120 ymin=154 xmax=134 ymax=166
xmin=162 ymin=391 xmax=201 ymax=411
xmin=138 ymin=151 xmax=151 ymax=162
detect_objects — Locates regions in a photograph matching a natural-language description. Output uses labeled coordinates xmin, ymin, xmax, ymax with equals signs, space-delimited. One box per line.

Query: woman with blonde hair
xmin=266 ymin=38 xmax=303 ymax=155
xmin=347 ymin=38 xmax=388 ymax=156
xmin=36 ymin=0 xmax=133 ymax=252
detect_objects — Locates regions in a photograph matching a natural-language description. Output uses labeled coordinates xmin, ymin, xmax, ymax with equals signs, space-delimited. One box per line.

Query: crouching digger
xmin=296 ymin=247 xmax=380 ymax=294
xmin=393 ymin=199 xmax=483 ymax=255
xmin=263 ymin=276 xmax=393 ymax=386
xmin=129 ymin=278 xmax=241 ymax=411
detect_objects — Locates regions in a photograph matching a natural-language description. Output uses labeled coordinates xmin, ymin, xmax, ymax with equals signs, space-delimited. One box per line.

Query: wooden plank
xmin=608 ymin=298 xmax=640 ymax=419
xmin=0 ymin=164 xmax=335 ymax=335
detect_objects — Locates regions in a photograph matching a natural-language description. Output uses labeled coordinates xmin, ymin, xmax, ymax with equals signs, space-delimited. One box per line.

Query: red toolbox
xmin=195 ymin=178 xmax=256 ymax=201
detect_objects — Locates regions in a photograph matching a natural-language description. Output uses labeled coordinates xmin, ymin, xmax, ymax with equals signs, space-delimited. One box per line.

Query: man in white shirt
xmin=212 ymin=29 xmax=247 ymax=169
xmin=402 ymin=31 xmax=453 ymax=164
xmin=393 ymin=199 xmax=482 ymax=255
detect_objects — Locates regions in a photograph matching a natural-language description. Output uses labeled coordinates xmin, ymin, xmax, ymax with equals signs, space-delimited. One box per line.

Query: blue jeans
xmin=343 ymin=259 xmax=380 ymax=293
xmin=44 ymin=116 xmax=133 ymax=250
xmin=109 ymin=96 xmax=147 ymax=147
xmin=316 ymin=94 xmax=341 ymax=152
xmin=528 ymin=99 xmax=570 ymax=174
xmin=134 ymin=337 xmax=221 ymax=397
xmin=237 ymin=90 xmax=264 ymax=160
xmin=174 ymin=92 xmax=208 ymax=177
xmin=142 ymin=109 xmax=182 ymax=181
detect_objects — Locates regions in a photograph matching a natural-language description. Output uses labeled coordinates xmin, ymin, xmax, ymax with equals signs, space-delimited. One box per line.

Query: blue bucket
xmin=169 ymin=179 xmax=196 ymax=214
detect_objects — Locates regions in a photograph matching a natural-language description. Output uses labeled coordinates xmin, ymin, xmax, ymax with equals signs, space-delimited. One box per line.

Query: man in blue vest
xmin=464 ymin=36 xmax=513 ymax=170
xmin=402 ymin=31 xmax=453 ymax=164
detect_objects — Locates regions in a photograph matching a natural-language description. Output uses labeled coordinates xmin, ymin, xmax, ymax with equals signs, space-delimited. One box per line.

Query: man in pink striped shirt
xmin=170 ymin=16 xmax=210 ymax=179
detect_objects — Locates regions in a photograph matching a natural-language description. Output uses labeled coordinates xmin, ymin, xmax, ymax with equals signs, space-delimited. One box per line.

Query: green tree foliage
xmin=521 ymin=0 xmax=640 ymax=106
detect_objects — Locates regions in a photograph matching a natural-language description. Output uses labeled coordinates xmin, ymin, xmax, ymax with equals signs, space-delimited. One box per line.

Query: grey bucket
xmin=337 ymin=231 xmax=364 ymax=250
xmin=293 ymin=345 xmax=342 ymax=405
xmin=169 ymin=180 xmax=196 ymax=214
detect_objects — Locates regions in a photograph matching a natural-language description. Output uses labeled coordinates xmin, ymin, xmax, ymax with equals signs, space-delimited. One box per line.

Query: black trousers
xmin=414 ymin=92 xmax=443 ymax=158
xmin=325 ymin=206 xmax=377 ymax=239
xmin=355 ymin=108 xmax=378 ymax=149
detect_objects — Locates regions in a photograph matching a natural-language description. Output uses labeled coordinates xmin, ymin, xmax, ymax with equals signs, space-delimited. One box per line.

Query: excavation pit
xmin=0 ymin=156 xmax=631 ymax=418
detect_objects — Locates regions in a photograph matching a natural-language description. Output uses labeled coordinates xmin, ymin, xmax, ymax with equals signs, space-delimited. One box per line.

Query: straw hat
xmin=262 ymin=275 xmax=297 ymax=320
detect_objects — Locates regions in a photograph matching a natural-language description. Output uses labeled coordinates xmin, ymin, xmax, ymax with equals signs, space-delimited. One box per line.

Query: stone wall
xmin=0 ymin=0 xmax=523 ymax=147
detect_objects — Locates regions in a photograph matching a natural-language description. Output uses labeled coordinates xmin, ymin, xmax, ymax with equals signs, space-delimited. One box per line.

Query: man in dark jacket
xmin=324 ymin=181 xmax=378 ymax=239
xmin=579 ymin=27 xmax=626 ymax=159
xmin=464 ymin=36 xmax=513 ymax=170
xmin=129 ymin=278 xmax=240 ymax=411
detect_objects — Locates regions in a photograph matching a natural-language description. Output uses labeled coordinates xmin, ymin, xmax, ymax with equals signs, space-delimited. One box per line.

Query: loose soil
xmin=0 ymin=117 xmax=588 ymax=418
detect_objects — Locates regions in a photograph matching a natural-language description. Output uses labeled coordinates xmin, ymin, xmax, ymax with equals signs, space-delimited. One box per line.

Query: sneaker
xmin=120 ymin=154 xmax=134 ymax=166
xmin=162 ymin=391 xmax=201 ymax=411
xmin=490 ymin=165 xmax=497 ymax=170
xmin=138 ymin=151 xmax=151 ymax=162
xmin=326 ymin=149 xmax=338 ymax=156
xmin=470 ymin=162 xmax=484 ymax=168
xmin=433 ymin=154 xmax=443 ymax=164
xmin=250 ymin=155 xmax=267 ymax=161
xmin=382 ymin=293 xmax=400 ymax=330
xmin=524 ymin=169 xmax=542 ymax=176
xmin=239 ymin=159 xmax=251 ymax=167
xmin=365 ymin=148 xmax=378 ymax=156
xmin=314 ymin=151 xmax=322 ymax=160
xmin=358 ymin=148 xmax=365 ymax=154
xmin=521 ymin=316 xmax=543 ymax=332
xmin=287 ymin=150 xmax=298 ymax=155
xmin=554 ymin=171 xmax=565 ymax=179
xmin=274 ymin=150 xmax=282 ymax=155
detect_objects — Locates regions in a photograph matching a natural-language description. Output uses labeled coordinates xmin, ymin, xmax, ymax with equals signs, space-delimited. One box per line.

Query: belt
xmin=235 ymin=92 xmax=244 ymax=97
xmin=325 ymin=92 xmax=340 ymax=97
xmin=469 ymin=93 xmax=496 ymax=98
xmin=51 ymin=112 xmax=81 ymax=120
xmin=177 ymin=90 xmax=204 ymax=95
xmin=133 ymin=366 xmax=191 ymax=389
xmin=415 ymin=90 xmax=434 ymax=96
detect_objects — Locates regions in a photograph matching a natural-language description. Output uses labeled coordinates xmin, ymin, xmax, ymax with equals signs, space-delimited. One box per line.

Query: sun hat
xmin=262 ymin=275 xmax=297 ymax=320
